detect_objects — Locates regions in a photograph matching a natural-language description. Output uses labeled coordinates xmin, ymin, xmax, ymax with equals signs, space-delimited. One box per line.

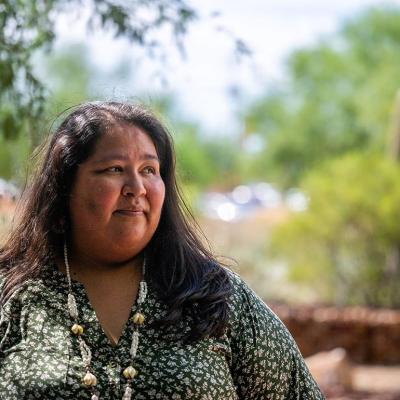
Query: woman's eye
xmin=143 ymin=166 xmax=156 ymax=174
xmin=107 ymin=166 xmax=123 ymax=173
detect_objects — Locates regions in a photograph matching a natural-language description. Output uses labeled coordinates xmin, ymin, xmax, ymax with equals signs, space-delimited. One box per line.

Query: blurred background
xmin=1 ymin=0 xmax=400 ymax=398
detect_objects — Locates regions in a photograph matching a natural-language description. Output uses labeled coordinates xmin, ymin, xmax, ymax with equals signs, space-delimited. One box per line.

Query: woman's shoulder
xmin=0 ymin=269 xmax=47 ymax=312
xmin=223 ymin=267 xmax=262 ymax=306
xmin=223 ymin=268 xmax=325 ymax=398
xmin=224 ymin=267 xmax=272 ymax=313
xmin=224 ymin=267 xmax=296 ymax=342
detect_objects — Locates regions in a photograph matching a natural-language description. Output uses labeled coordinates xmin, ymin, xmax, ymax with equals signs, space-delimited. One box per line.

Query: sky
xmin=54 ymin=0 xmax=400 ymax=134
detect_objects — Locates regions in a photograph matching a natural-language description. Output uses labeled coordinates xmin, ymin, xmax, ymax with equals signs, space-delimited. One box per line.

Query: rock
xmin=306 ymin=348 xmax=353 ymax=390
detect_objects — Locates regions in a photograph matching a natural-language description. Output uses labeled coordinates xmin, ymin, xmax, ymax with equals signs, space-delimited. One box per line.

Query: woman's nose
xmin=122 ymin=174 xmax=146 ymax=197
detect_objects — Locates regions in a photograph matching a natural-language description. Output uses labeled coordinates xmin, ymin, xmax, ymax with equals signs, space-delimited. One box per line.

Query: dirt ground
xmin=317 ymin=364 xmax=400 ymax=399
xmin=327 ymin=392 xmax=400 ymax=400
xmin=353 ymin=365 xmax=400 ymax=393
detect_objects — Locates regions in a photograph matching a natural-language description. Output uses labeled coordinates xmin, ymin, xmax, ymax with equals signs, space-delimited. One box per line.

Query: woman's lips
xmin=114 ymin=209 xmax=144 ymax=217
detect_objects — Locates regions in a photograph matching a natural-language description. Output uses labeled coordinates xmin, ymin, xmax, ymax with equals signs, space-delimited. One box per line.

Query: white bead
xmin=68 ymin=293 xmax=79 ymax=319
xmin=79 ymin=338 xmax=92 ymax=366
xmin=91 ymin=395 xmax=99 ymax=400
xmin=138 ymin=281 xmax=148 ymax=304
xmin=122 ymin=385 xmax=132 ymax=400
xmin=130 ymin=331 xmax=139 ymax=358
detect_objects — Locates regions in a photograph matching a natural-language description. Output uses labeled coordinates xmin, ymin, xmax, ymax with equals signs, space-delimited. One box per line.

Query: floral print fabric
xmin=0 ymin=266 xmax=324 ymax=399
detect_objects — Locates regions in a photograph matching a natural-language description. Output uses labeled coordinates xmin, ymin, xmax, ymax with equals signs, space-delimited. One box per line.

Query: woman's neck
xmin=57 ymin=251 xmax=143 ymax=285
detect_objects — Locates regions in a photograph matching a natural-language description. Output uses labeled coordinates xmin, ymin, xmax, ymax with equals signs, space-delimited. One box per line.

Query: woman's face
xmin=68 ymin=123 xmax=165 ymax=265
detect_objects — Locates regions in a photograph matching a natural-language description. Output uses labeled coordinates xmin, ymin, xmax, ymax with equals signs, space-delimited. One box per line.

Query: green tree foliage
xmin=175 ymin=126 xmax=214 ymax=188
xmin=0 ymin=43 xmax=98 ymax=180
xmin=244 ymin=7 xmax=400 ymax=187
xmin=0 ymin=0 xmax=197 ymax=142
xmin=42 ymin=44 xmax=94 ymax=112
xmin=270 ymin=153 xmax=400 ymax=307
xmin=0 ymin=36 xmax=241 ymax=189
xmin=0 ymin=134 xmax=31 ymax=181
xmin=176 ymin=130 xmax=241 ymax=190
xmin=244 ymin=6 xmax=400 ymax=307
xmin=142 ymin=94 xmax=243 ymax=192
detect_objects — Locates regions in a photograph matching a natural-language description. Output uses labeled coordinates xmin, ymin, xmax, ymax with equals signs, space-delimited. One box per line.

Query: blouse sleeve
xmin=227 ymin=271 xmax=325 ymax=399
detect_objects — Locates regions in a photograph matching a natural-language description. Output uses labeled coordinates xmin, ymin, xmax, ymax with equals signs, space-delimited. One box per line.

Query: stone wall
xmin=269 ymin=302 xmax=400 ymax=364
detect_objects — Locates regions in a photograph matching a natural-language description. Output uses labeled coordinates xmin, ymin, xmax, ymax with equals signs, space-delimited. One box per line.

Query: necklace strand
xmin=63 ymin=242 xmax=147 ymax=400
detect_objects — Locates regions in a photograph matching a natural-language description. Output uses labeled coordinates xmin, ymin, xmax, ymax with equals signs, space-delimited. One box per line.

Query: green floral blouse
xmin=0 ymin=266 xmax=324 ymax=399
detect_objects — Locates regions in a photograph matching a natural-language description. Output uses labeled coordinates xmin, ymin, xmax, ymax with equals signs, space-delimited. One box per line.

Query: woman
xmin=0 ymin=102 xmax=324 ymax=399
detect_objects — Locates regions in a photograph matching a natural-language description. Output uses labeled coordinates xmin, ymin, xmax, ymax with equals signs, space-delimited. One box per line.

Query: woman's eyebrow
xmin=93 ymin=153 xmax=160 ymax=164
xmin=140 ymin=153 xmax=160 ymax=162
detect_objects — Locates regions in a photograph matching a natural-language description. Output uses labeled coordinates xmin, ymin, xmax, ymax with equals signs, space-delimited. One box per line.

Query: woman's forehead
xmin=90 ymin=124 xmax=159 ymax=159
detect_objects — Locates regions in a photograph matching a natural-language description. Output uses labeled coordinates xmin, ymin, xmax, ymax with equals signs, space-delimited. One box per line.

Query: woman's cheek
xmin=91 ymin=181 xmax=120 ymax=209
xmin=151 ymin=179 xmax=166 ymax=207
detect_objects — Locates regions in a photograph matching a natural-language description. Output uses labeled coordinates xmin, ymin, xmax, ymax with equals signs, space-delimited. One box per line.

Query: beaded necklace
xmin=63 ymin=242 xmax=147 ymax=400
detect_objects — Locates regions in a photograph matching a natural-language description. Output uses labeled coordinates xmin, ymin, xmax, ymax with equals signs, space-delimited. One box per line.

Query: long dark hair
xmin=0 ymin=101 xmax=232 ymax=341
